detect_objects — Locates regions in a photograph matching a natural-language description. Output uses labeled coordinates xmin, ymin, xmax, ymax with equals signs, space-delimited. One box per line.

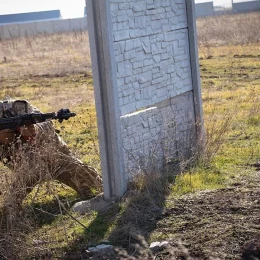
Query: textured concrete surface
xmin=110 ymin=0 xmax=192 ymax=116
xmin=121 ymin=91 xmax=196 ymax=177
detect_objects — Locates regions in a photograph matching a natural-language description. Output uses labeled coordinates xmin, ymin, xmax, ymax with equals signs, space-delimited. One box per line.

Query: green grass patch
xmin=171 ymin=167 xmax=226 ymax=195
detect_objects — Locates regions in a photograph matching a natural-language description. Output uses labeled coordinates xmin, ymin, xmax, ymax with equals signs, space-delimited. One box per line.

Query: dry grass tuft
xmin=202 ymin=107 xmax=235 ymax=165
xmin=0 ymin=137 xmax=80 ymax=259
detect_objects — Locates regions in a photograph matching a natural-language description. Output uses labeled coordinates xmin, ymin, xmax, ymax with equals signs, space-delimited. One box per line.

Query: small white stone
xmin=149 ymin=241 xmax=161 ymax=248
xmin=72 ymin=200 xmax=91 ymax=214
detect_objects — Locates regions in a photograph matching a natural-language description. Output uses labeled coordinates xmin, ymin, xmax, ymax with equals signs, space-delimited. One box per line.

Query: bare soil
xmin=150 ymin=172 xmax=260 ymax=260
xmin=64 ymin=169 xmax=260 ymax=260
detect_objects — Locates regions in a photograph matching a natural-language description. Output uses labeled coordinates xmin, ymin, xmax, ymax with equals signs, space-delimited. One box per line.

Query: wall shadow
xmin=63 ymin=171 xmax=177 ymax=259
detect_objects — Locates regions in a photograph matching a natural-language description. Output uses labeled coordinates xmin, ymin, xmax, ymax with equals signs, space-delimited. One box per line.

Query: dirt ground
xmin=67 ymin=169 xmax=260 ymax=260
xmin=150 ymin=172 xmax=260 ymax=260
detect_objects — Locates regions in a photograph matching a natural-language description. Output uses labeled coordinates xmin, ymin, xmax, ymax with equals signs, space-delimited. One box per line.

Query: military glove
xmin=0 ymin=129 xmax=15 ymax=145
xmin=20 ymin=124 xmax=38 ymax=139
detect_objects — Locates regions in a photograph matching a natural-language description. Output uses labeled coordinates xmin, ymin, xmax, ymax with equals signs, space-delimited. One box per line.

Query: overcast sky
xmin=0 ymin=0 xmax=253 ymax=18
xmin=0 ymin=0 xmax=86 ymax=18
xmin=196 ymin=0 xmax=231 ymax=7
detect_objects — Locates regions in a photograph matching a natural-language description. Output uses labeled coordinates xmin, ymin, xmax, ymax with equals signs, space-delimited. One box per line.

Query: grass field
xmin=0 ymin=12 xmax=260 ymax=259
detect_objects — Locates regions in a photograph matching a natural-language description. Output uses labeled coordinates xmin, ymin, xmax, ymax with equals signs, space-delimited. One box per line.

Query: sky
xmin=0 ymin=0 xmax=254 ymax=18
xmin=195 ymin=0 xmax=252 ymax=7
xmin=0 ymin=0 xmax=86 ymax=19
xmin=196 ymin=0 xmax=232 ymax=7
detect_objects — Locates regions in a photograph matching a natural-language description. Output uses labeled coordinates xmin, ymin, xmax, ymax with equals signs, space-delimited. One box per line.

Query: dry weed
xmin=0 ymin=136 xmax=89 ymax=259
xmin=202 ymin=108 xmax=234 ymax=165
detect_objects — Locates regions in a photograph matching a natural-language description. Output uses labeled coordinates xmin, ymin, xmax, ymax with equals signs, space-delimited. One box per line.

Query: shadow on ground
xmin=63 ymin=173 xmax=175 ymax=259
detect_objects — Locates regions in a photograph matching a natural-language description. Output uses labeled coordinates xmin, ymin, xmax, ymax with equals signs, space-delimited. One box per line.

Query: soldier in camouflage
xmin=0 ymin=99 xmax=102 ymax=204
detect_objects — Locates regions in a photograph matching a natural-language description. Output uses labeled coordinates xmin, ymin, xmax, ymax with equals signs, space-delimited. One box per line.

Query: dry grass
xmin=0 ymin=135 xmax=85 ymax=259
xmin=197 ymin=12 xmax=260 ymax=46
xmin=0 ymin=31 xmax=91 ymax=78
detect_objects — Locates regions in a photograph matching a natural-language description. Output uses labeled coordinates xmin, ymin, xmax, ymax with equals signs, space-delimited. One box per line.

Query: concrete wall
xmin=19 ymin=22 xmax=37 ymax=36
xmin=52 ymin=19 xmax=71 ymax=33
xmin=87 ymin=0 xmax=203 ymax=199
xmin=233 ymin=1 xmax=260 ymax=13
xmin=121 ymin=91 xmax=196 ymax=175
xmin=2 ymin=23 xmax=20 ymax=38
xmin=0 ymin=10 xmax=61 ymax=24
xmin=35 ymin=20 xmax=54 ymax=34
xmin=70 ymin=18 xmax=88 ymax=31
xmin=0 ymin=18 xmax=87 ymax=40
xmin=114 ymin=25 xmax=192 ymax=116
xmin=195 ymin=2 xmax=214 ymax=17
xmin=109 ymin=0 xmax=199 ymax=177
xmin=110 ymin=0 xmax=191 ymax=118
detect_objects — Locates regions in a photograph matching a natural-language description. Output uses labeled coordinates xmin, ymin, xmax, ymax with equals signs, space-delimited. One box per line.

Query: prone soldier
xmin=0 ymin=99 xmax=102 ymax=204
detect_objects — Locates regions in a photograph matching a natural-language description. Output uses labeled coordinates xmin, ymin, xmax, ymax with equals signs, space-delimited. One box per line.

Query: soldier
xmin=0 ymin=99 xmax=102 ymax=204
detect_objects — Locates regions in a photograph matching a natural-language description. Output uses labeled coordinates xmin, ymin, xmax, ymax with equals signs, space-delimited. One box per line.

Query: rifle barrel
xmin=0 ymin=109 xmax=76 ymax=131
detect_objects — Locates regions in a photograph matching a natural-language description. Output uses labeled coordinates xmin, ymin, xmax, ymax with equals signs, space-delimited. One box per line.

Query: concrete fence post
xmin=69 ymin=19 xmax=72 ymax=31
xmin=0 ymin=25 xmax=3 ymax=39
xmin=86 ymin=0 xmax=127 ymax=200
xmin=186 ymin=0 xmax=205 ymax=143
xmin=34 ymin=22 xmax=37 ymax=36
xmin=85 ymin=0 xmax=205 ymax=201
xmin=51 ymin=20 xmax=54 ymax=34
xmin=18 ymin=23 xmax=21 ymax=38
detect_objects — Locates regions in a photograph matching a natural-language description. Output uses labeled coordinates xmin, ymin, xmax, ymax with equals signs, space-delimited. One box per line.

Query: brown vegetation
xmin=0 ymin=32 xmax=91 ymax=78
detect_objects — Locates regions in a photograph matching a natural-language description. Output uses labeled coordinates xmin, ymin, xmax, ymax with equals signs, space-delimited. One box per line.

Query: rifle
xmin=0 ymin=109 xmax=76 ymax=132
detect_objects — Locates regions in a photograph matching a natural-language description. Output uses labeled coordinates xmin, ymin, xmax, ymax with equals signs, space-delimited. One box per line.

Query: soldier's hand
xmin=0 ymin=129 xmax=15 ymax=145
xmin=20 ymin=124 xmax=38 ymax=139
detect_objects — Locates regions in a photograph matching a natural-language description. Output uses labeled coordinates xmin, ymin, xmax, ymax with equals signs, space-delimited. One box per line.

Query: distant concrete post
xmin=51 ymin=20 xmax=54 ymax=35
xmin=0 ymin=25 xmax=3 ymax=39
xmin=34 ymin=22 xmax=37 ymax=36
xmin=86 ymin=0 xmax=127 ymax=200
xmin=18 ymin=23 xmax=21 ymax=38
xmin=68 ymin=19 xmax=72 ymax=31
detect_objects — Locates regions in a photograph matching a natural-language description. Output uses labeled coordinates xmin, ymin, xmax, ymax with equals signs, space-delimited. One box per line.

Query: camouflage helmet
xmin=0 ymin=99 xmax=28 ymax=117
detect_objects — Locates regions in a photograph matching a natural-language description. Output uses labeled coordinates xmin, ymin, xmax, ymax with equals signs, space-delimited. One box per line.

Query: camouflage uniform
xmin=0 ymin=99 xmax=102 ymax=203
